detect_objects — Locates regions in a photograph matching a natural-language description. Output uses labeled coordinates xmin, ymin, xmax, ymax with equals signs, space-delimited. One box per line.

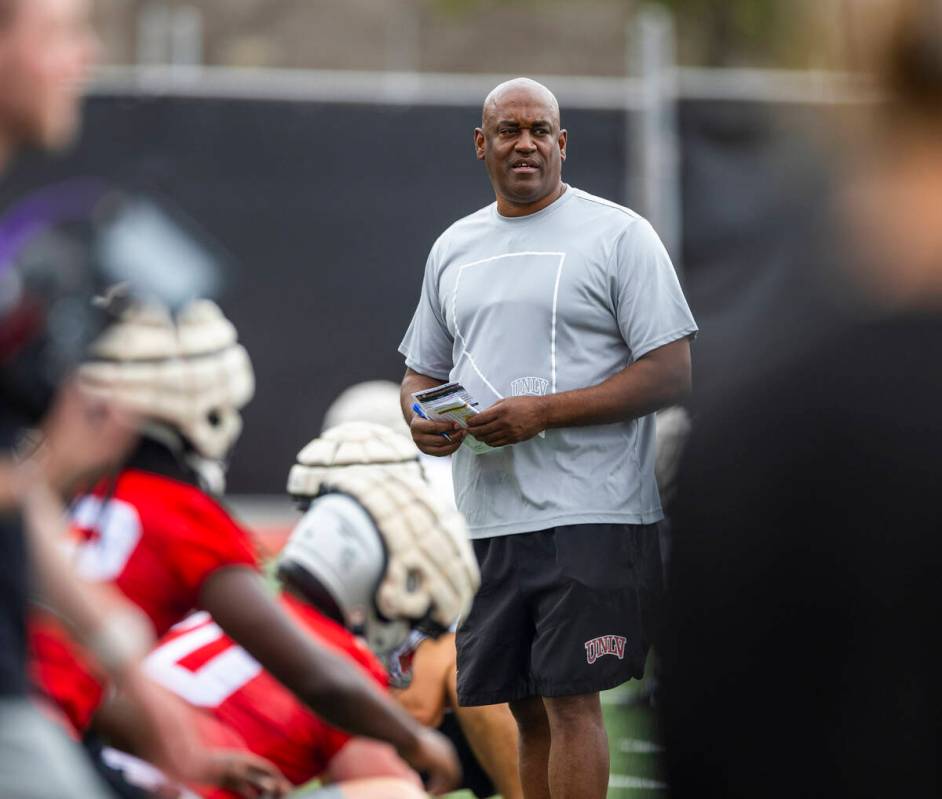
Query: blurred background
xmin=1 ymin=0 xmax=878 ymax=494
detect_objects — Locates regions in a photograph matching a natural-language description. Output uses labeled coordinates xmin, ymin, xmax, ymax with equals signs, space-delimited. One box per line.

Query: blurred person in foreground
xmin=399 ymin=78 xmax=696 ymax=799
xmin=0 ymin=1 xmax=277 ymax=796
xmin=663 ymin=2 xmax=942 ymax=796
xmin=30 ymin=299 xmax=462 ymax=795
xmin=300 ymin=404 xmax=524 ymax=799
xmin=141 ymin=464 xmax=478 ymax=799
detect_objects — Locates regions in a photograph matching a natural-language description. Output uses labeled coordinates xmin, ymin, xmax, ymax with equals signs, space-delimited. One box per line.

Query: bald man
xmin=399 ymin=78 xmax=697 ymax=799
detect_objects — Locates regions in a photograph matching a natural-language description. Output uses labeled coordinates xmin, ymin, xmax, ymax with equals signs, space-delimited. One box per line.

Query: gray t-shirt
xmin=399 ymin=187 xmax=698 ymax=538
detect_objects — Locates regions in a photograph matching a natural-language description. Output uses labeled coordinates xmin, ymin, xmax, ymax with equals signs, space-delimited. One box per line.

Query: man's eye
xmin=499 ymin=128 xmax=517 ymax=136
xmin=534 ymin=128 xmax=549 ymax=136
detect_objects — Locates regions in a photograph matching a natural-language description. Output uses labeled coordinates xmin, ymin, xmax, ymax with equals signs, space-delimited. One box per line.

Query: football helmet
xmin=322 ymin=380 xmax=410 ymax=437
xmin=278 ymin=469 xmax=479 ymax=654
xmin=287 ymin=421 xmax=423 ymax=506
xmin=79 ymin=299 xmax=254 ymax=471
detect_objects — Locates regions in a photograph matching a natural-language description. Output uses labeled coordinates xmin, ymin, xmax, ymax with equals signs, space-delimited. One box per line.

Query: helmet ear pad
xmin=276 ymin=559 xmax=345 ymax=628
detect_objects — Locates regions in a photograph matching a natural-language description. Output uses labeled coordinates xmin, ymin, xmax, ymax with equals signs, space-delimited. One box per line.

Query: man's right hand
xmin=398 ymin=726 xmax=462 ymax=795
xmin=409 ymin=415 xmax=466 ymax=457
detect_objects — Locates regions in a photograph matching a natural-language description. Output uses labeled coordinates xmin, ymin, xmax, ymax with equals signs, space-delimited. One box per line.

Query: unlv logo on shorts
xmin=584 ymin=635 xmax=627 ymax=665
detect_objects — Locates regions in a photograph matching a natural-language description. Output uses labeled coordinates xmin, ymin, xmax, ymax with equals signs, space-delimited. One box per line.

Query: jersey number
xmin=143 ymin=613 xmax=263 ymax=707
xmin=70 ymin=496 xmax=143 ymax=582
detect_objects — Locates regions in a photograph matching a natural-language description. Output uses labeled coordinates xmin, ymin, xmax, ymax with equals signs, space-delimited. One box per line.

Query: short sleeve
xmin=612 ymin=218 xmax=698 ymax=361
xmin=169 ymin=492 xmax=259 ymax=594
xmin=398 ymin=244 xmax=454 ymax=380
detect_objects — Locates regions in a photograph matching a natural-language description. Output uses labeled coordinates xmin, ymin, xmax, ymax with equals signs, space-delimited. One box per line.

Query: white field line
xmin=618 ymin=738 xmax=664 ymax=754
xmin=608 ymin=774 xmax=668 ymax=791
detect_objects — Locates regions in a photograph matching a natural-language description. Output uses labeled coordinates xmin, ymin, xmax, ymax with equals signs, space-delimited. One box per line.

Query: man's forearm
xmin=543 ymin=340 xmax=691 ymax=429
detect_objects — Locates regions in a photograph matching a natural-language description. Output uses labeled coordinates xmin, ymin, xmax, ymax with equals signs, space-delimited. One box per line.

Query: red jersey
xmin=145 ymin=592 xmax=389 ymax=791
xmin=30 ymin=467 xmax=258 ymax=732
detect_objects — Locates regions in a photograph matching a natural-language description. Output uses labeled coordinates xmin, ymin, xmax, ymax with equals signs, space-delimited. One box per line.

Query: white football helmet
xmin=79 ymin=299 xmax=254 ymax=465
xmin=320 ymin=379 xmax=457 ymax=511
xmin=287 ymin=421 xmax=423 ymax=505
xmin=277 ymin=469 xmax=479 ymax=654
xmin=322 ymin=380 xmax=410 ymax=438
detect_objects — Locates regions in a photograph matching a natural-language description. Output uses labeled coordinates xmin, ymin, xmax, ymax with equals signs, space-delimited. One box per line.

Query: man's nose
xmin=515 ymin=130 xmax=536 ymax=151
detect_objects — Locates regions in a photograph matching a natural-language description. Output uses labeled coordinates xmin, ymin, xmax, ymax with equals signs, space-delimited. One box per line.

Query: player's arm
xmin=18 ymin=381 xmax=146 ymax=651
xmin=201 ymin=566 xmax=460 ymax=795
xmin=466 ymin=337 xmax=692 ymax=447
xmin=92 ymin=693 xmax=291 ymax=798
xmin=393 ymin=636 xmax=453 ymax=729
xmin=19 ymin=384 xmax=288 ymax=793
xmin=400 ymin=368 xmax=466 ymax=457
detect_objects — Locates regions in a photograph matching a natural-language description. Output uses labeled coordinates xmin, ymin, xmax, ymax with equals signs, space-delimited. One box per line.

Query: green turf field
xmin=441 ymin=678 xmax=666 ymax=799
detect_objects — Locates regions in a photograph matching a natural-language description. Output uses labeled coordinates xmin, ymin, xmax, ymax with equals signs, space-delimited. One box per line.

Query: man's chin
xmin=502 ymin=184 xmax=556 ymax=206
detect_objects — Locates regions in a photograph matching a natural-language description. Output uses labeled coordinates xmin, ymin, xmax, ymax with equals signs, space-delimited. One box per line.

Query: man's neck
xmin=497 ymin=182 xmax=567 ymax=218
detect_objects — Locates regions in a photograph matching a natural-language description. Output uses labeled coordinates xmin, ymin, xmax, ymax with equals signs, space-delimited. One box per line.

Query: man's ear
xmin=559 ymin=129 xmax=568 ymax=161
xmin=474 ymin=128 xmax=486 ymax=161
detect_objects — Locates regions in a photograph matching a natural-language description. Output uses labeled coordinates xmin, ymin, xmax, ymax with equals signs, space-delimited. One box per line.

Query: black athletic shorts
xmin=456 ymin=522 xmax=663 ymax=706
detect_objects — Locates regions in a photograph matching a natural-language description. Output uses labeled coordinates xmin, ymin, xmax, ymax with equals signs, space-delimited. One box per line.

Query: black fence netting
xmin=0 ymin=93 xmax=832 ymax=491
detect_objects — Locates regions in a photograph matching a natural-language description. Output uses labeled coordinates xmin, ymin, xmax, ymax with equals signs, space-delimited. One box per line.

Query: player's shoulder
xmin=116 ymin=469 xmax=209 ymax=511
xmin=116 ymin=469 xmax=247 ymax=537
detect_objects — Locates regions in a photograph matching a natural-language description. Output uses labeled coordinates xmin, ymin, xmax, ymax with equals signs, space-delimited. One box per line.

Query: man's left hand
xmin=466 ymin=397 xmax=548 ymax=447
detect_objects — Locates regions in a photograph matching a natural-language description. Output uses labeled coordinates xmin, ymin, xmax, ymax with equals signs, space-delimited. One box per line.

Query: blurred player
xmin=317 ymin=387 xmax=523 ymax=799
xmin=30 ymin=298 xmax=462 ymax=795
xmin=0 ymin=0 xmax=272 ymax=795
xmin=664 ymin=2 xmax=942 ymax=797
xmin=143 ymin=467 xmax=479 ymax=799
